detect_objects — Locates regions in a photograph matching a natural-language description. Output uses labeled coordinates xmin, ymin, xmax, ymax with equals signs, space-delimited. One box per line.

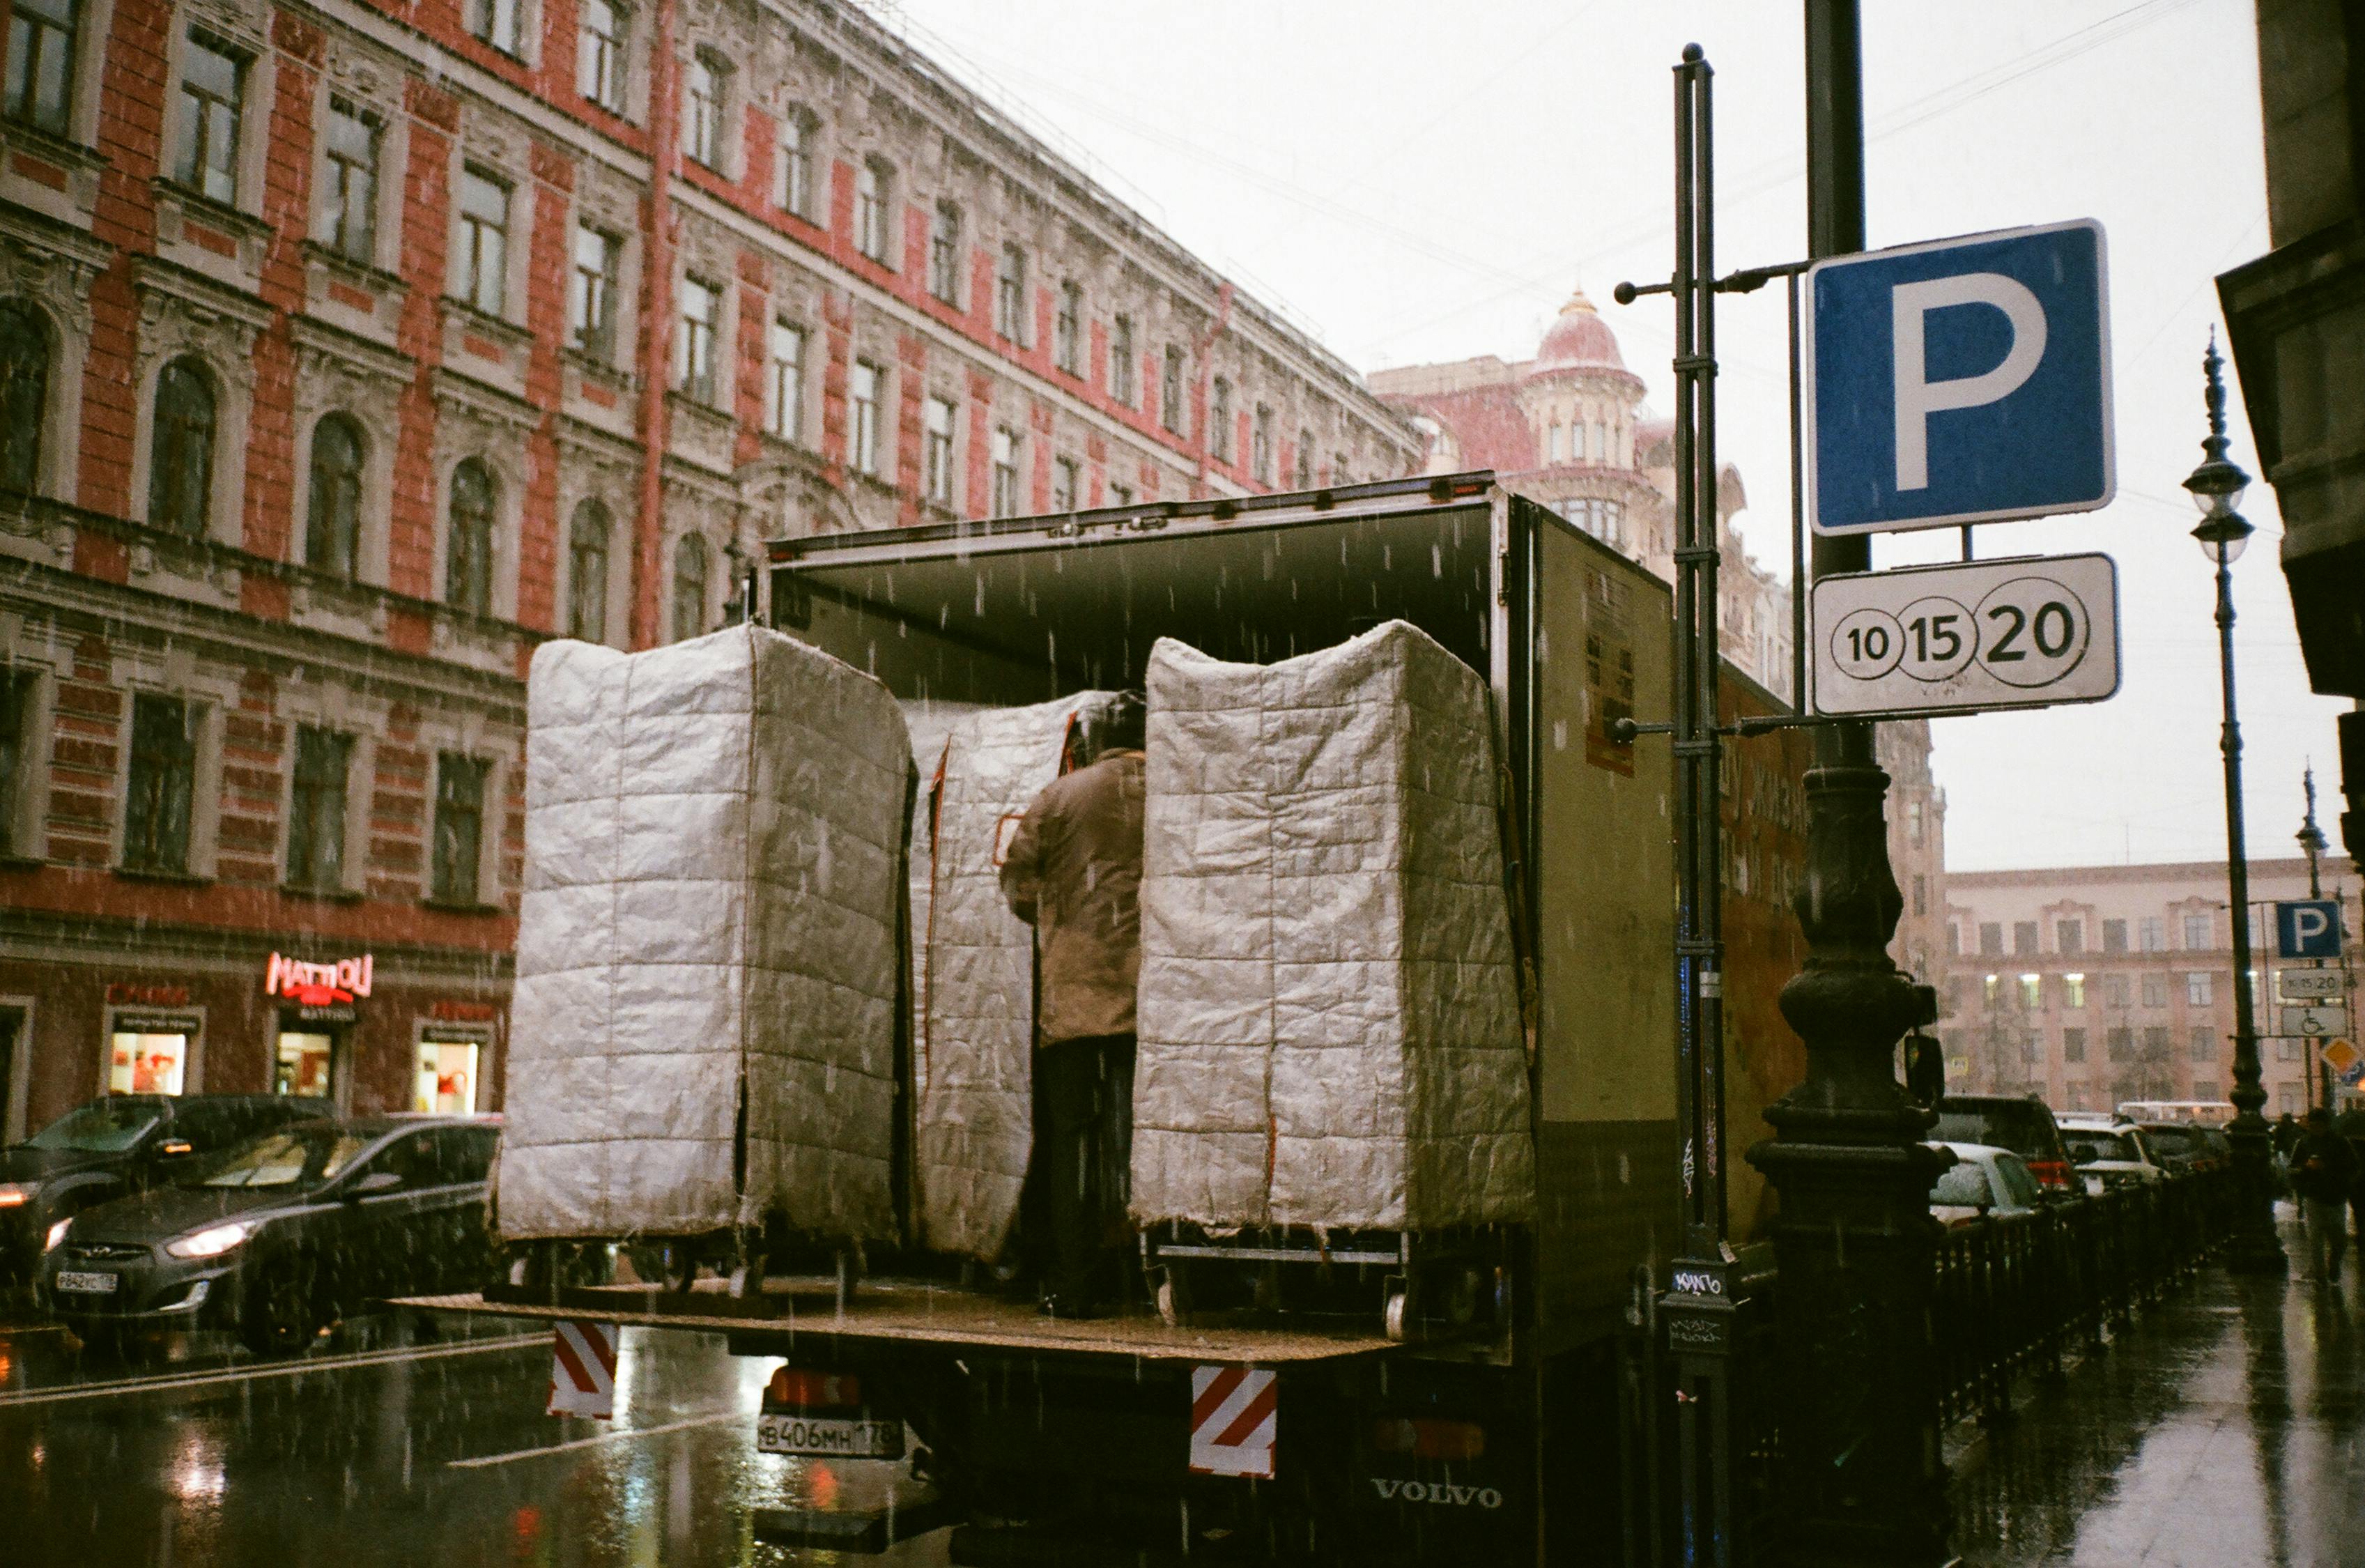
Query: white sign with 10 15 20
xmin=1811 ymin=553 xmax=2120 ymax=718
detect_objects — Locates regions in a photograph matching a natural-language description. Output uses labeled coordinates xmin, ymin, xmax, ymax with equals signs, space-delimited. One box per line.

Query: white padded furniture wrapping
xmin=1132 ymin=622 xmax=1534 ymax=1233
xmin=497 ymin=626 xmax=909 ymax=1244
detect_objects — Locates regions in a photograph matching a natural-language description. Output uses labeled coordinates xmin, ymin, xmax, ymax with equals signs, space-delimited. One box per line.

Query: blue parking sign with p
xmin=2276 ymin=900 xmax=2343 ymax=960
xmin=1805 ymin=219 xmax=2113 ymax=535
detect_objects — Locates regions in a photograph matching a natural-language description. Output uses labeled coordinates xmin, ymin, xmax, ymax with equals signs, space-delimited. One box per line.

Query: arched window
xmin=0 ymin=302 xmax=49 ymax=495
xmin=445 ymin=459 xmax=495 ymax=615
xmin=671 ymin=532 xmax=708 ymax=643
xmin=567 ymin=500 xmax=611 ymax=643
xmin=148 ymin=358 xmax=216 ymax=536
xmin=305 ymin=414 xmax=364 ymax=578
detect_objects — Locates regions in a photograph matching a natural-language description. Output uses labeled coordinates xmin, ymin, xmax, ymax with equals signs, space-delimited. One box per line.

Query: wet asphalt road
xmin=0 ymin=1311 xmax=948 ymax=1568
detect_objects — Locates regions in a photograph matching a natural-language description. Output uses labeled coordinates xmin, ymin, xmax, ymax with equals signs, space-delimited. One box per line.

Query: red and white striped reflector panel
xmin=1189 ymin=1364 xmax=1277 ymax=1478
xmin=546 ymin=1321 xmax=619 ymax=1420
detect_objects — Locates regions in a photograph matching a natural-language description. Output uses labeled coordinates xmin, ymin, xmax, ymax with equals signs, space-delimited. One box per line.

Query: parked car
xmin=1926 ymin=1141 xmax=2047 ymax=1228
xmin=0 ymin=1095 xmax=332 ymax=1284
xmin=2132 ymin=1121 xmax=2228 ymax=1174
xmin=38 ymin=1114 xmax=500 ymax=1355
xmin=2055 ymin=1113 xmax=2166 ymax=1194
xmin=1931 ymin=1094 xmax=2079 ymax=1195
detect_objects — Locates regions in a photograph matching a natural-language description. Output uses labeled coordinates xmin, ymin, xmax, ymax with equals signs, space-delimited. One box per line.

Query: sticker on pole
xmin=546 ymin=1321 xmax=619 ymax=1419
xmin=1810 ymin=553 xmax=2120 ymax=717
xmin=1189 ymin=1364 xmax=1277 ymax=1478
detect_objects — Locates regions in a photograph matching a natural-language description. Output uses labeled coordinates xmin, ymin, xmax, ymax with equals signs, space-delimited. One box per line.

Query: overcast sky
xmin=863 ymin=0 xmax=2346 ymax=874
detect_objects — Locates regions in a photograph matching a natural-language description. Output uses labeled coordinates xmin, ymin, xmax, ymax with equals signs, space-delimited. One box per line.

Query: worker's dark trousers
xmin=1030 ymin=1033 xmax=1136 ymax=1309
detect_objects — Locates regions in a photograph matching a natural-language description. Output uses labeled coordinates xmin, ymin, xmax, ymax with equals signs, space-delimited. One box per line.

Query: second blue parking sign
xmin=1805 ymin=219 xmax=2113 ymax=536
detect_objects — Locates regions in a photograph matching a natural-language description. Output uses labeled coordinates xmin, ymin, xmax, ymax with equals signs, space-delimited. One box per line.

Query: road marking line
xmin=446 ymin=1408 xmax=746 ymax=1468
xmin=0 ymin=1332 xmax=548 ymax=1408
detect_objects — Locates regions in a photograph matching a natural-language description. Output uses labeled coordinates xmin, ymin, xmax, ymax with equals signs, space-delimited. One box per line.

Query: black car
xmin=0 ymin=1094 xmax=332 ymax=1283
xmin=39 ymin=1114 xmax=500 ymax=1355
xmin=1930 ymin=1095 xmax=2078 ymax=1196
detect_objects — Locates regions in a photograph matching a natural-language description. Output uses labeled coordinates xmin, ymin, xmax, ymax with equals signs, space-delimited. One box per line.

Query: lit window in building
xmin=305 ymin=414 xmax=364 ymax=579
xmin=2063 ymin=972 xmax=2086 ymax=1008
xmin=1054 ymin=280 xmax=1081 ymax=375
xmin=2019 ymin=974 xmax=2040 ymax=1010
xmin=849 ymin=359 xmax=882 ymax=476
xmin=923 ymin=395 xmax=955 ymax=507
xmin=285 ymin=726 xmax=351 ymax=893
xmin=684 ymin=52 xmax=727 ymax=168
xmin=149 ymin=358 xmax=216 ymax=537
xmin=578 ymin=0 xmax=627 ymax=113
xmin=431 ymin=753 xmax=487 ymax=905
xmin=571 ymin=224 xmax=621 ymax=360
xmin=769 ymin=319 xmax=806 ymax=442
xmin=445 ymin=459 xmax=495 ymax=615
xmin=457 ymin=167 xmax=510 ymax=316
xmin=567 ymin=500 xmax=611 ymax=643
xmin=671 ymin=532 xmax=708 ymax=643
xmin=856 ymin=156 xmax=894 ymax=264
xmin=990 ymin=426 xmax=1020 ymax=518
xmin=175 ymin=33 xmax=243 ymax=204
xmin=467 ymin=0 xmax=520 ymax=54
xmin=677 ymin=276 xmax=719 ymax=402
xmin=322 ymin=98 xmax=379 ymax=265
xmin=123 ymin=693 xmax=196 ymax=875
xmin=3 ymin=0 xmax=79 ymax=137
xmin=929 ymin=199 xmax=961 ymax=302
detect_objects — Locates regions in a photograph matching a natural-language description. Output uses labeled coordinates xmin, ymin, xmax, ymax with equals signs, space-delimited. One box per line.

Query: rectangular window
xmin=2012 ymin=920 xmax=2038 ymax=957
xmin=2141 ymin=973 xmax=2168 ymax=1008
xmin=284 ymin=727 xmax=351 ymax=893
xmin=1109 ymin=314 xmax=1134 ymax=405
xmin=2193 ymin=1079 xmax=2221 ymax=1103
xmin=1295 ymin=432 xmax=1312 ymax=489
xmin=2106 ymin=1027 xmax=2134 ymax=1063
xmin=2063 ymin=972 xmax=2086 ymax=1009
xmin=570 ymin=224 xmax=620 ymax=360
xmin=2181 ymin=912 xmax=2212 ymax=950
xmin=778 ymin=112 xmax=813 ymax=217
xmin=2062 ymin=1027 xmax=2086 ymax=1063
xmin=2056 ymin=918 xmax=2083 ymax=955
xmin=1054 ymin=280 xmax=1081 ymax=375
xmin=2139 ymin=916 xmax=2166 ymax=952
xmin=4 ymin=0 xmax=78 ymax=138
xmin=995 ymin=244 xmax=1027 ymax=343
xmin=1978 ymin=921 xmax=2002 ymax=957
xmin=684 ymin=54 xmax=725 ymax=168
xmin=928 ymin=200 xmax=961 ymax=302
xmin=1912 ymin=874 xmax=1927 ymax=917
xmin=123 ymin=694 xmax=196 ymax=875
xmin=1906 ymin=799 xmax=1925 ymax=847
xmin=1252 ymin=404 xmax=1274 ymax=484
xmin=1982 ymin=974 xmax=2000 ymax=1010
xmin=430 ymin=753 xmax=487 ymax=905
xmin=2105 ymin=973 xmax=2130 ymax=1008
xmin=676 ymin=277 xmax=718 ymax=402
xmin=923 ymin=395 xmax=955 ymax=507
xmin=2019 ymin=974 xmax=2040 ymax=1010
xmin=0 ymin=668 xmax=35 ymax=859
xmin=321 ymin=98 xmax=380 ymax=266
xmin=577 ymin=0 xmax=626 ymax=113
xmin=2021 ymin=1030 xmax=2042 ymax=1064
xmin=2186 ymin=971 xmax=2213 ymax=1006
xmin=2102 ymin=918 xmax=2128 ymax=953
xmin=2189 ymin=1026 xmax=2216 ymax=1062
xmin=457 ymin=167 xmax=509 ymax=316
xmin=1161 ymin=346 xmax=1185 ymax=433
xmin=1947 ymin=923 xmax=1961 ymax=957
xmin=1052 ymin=454 xmax=1079 ymax=512
xmin=1210 ymin=378 xmax=1232 ymax=461
xmin=2143 ymin=1025 xmax=2171 ymax=1059
xmin=856 ymin=159 xmax=893 ymax=264
xmin=769 ymin=320 xmax=806 ymax=443
xmin=467 ymin=0 xmax=520 ymax=54
xmin=849 ymin=359 xmax=881 ymax=477
xmin=1946 ymin=976 xmax=1964 ymax=1013
xmin=989 ymin=426 xmax=1019 ymax=518
xmin=175 ymin=33 xmax=244 ymax=205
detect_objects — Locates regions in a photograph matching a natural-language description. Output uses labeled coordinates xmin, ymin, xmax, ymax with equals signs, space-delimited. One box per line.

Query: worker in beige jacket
xmin=999 ymin=693 xmax=1146 ymax=1318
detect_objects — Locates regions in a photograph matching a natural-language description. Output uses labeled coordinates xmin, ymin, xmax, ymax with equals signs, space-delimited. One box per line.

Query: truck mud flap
xmin=752 ymin=1493 xmax=950 ymax=1553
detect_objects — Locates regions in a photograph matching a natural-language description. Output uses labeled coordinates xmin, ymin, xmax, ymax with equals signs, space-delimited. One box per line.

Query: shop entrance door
xmin=275 ymin=1030 xmax=338 ymax=1103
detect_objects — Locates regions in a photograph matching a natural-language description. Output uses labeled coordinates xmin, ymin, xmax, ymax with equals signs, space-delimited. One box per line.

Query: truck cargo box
xmin=496 ymin=626 xmax=911 ymax=1245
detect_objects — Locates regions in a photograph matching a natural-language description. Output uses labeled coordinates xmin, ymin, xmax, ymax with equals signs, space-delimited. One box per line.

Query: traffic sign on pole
xmin=2274 ymin=900 xmax=2343 ymax=960
xmin=2278 ymin=969 xmax=2345 ymax=1001
xmin=1805 ymin=219 xmax=2113 ymax=535
xmin=1810 ymin=553 xmax=2120 ymax=717
xmin=2280 ymin=1006 xmax=2350 ymax=1040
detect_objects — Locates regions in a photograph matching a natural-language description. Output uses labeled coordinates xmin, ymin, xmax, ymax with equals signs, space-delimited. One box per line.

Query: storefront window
xmin=108 ymin=1029 xmax=187 ymax=1094
xmin=417 ymin=1038 xmax=480 ymax=1114
xmin=274 ymin=1031 xmax=334 ymax=1098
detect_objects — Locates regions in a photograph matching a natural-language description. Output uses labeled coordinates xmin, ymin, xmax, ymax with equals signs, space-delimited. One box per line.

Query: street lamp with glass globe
xmin=2185 ymin=330 xmax=2285 ymax=1275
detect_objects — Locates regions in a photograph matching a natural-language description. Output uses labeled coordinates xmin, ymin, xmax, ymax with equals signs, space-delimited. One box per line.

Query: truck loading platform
xmin=399 ymin=1277 xmax=1401 ymax=1363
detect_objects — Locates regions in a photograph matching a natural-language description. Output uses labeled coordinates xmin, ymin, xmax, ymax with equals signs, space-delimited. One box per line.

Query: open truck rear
xmin=416 ymin=472 xmax=1815 ymax=1564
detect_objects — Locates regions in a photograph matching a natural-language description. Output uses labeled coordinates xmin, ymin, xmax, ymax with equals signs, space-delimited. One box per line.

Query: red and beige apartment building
xmin=0 ymin=0 xmax=1421 ymax=1136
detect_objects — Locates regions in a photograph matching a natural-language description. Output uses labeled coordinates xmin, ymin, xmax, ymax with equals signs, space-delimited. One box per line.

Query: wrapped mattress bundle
xmin=1132 ymin=621 xmax=1534 ymax=1233
xmin=909 ymin=695 xmax=1110 ymax=1260
xmin=496 ymin=626 xmax=911 ymax=1244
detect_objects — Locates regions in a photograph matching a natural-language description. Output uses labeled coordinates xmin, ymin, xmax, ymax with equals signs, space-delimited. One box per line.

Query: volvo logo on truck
xmin=1368 ymin=1478 xmax=1504 ymax=1509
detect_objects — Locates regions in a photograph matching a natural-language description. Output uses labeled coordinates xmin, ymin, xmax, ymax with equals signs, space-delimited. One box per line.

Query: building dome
xmin=1530 ymin=287 xmax=1626 ymax=376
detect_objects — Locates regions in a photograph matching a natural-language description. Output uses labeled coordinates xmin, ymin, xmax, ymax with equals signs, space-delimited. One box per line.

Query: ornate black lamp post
xmin=2185 ymin=332 xmax=2286 ymax=1275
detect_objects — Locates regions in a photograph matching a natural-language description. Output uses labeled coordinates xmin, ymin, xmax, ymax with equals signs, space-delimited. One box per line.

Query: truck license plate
xmin=56 ymin=1270 xmax=118 ymax=1295
xmin=756 ymin=1413 xmax=904 ymax=1459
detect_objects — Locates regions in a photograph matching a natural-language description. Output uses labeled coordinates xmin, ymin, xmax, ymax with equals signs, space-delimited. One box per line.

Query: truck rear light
xmin=1372 ymin=1417 xmax=1486 ymax=1461
xmin=768 ymin=1367 xmax=861 ymax=1410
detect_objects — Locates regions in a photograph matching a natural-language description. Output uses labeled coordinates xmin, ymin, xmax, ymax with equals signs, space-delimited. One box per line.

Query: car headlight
xmin=0 ymin=1181 xmax=38 ymax=1208
xmin=166 ymin=1221 xmax=254 ymax=1260
xmin=45 ymin=1217 xmax=71 ymax=1252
